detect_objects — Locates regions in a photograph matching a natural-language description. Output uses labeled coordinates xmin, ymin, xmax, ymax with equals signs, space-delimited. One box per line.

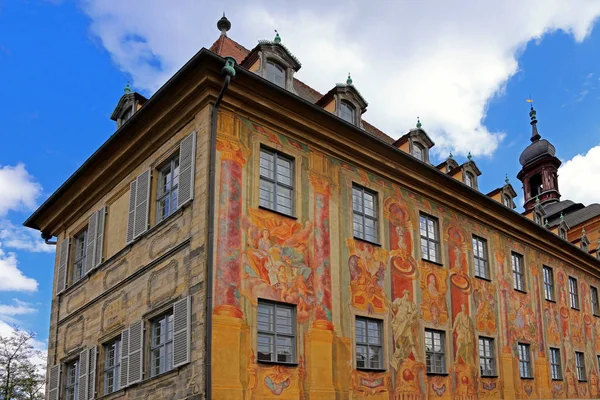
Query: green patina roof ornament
xmin=560 ymin=212 xmax=564 ymax=223
xmin=274 ymin=30 xmax=281 ymax=44
xmin=347 ymin=73 xmax=353 ymax=85
xmin=535 ymin=196 xmax=540 ymax=206
xmin=505 ymin=174 xmax=509 ymax=185
xmin=582 ymin=227 xmax=586 ymax=236
xmin=416 ymin=117 xmax=422 ymax=129
xmin=544 ymin=219 xmax=550 ymax=228
xmin=467 ymin=152 xmax=473 ymax=161
xmin=448 ymin=152 xmax=453 ymax=159
xmin=124 ymin=83 xmax=131 ymax=94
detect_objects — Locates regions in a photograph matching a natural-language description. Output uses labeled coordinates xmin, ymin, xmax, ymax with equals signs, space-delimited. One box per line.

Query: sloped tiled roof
xmin=563 ymin=203 xmax=600 ymax=228
xmin=209 ymin=34 xmax=395 ymax=144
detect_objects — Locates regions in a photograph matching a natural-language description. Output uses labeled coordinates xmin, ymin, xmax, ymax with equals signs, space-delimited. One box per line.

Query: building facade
xmin=26 ymin=16 xmax=600 ymax=400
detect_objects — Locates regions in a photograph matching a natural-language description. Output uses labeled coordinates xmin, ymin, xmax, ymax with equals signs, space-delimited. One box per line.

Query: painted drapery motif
xmin=347 ymin=238 xmax=388 ymax=313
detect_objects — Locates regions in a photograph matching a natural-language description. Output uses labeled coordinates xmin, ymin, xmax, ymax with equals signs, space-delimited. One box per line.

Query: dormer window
xmin=534 ymin=212 xmax=543 ymax=225
xmin=412 ymin=142 xmax=425 ymax=162
xmin=266 ymin=61 xmax=285 ymax=88
xmin=121 ymin=107 xmax=133 ymax=124
xmin=340 ymin=101 xmax=355 ymax=124
xmin=502 ymin=194 xmax=512 ymax=208
xmin=465 ymin=172 xmax=475 ymax=188
xmin=582 ymin=241 xmax=589 ymax=251
xmin=559 ymin=227 xmax=567 ymax=240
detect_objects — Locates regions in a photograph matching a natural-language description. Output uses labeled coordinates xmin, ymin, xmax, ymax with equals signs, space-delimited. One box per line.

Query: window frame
xmin=256 ymin=300 xmax=297 ymax=365
xmin=518 ymin=343 xmax=532 ymax=378
xmin=420 ymin=213 xmax=441 ymax=264
xmin=266 ymin=61 xmax=286 ymax=88
xmin=576 ymin=351 xmax=586 ymax=381
xmin=592 ymin=286 xmax=600 ymax=316
xmin=502 ymin=194 xmax=512 ymax=208
xmin=411 ymin=142 xmax=426 ymax=162
xmin=72 ymin=228 xmax=88 ymax=284
xmin=534 ymin=212 xmax=543 ymax=225
xmin=259 ymin=147 xmax=295 ymax=217
xmin=478 ymin=336 xmax=496 ymax=377
xmin=103 ymin=338 xmax=121 ymax=395
xmin=352 ymin=184 xmax=379 ymax=244
xmin=558 ymin=227 xmax=567 ymax=240
xmin=425 ymin=329 xmax=447 ymax=375
xmin=543 ymin=266 xmax=555 ymax=301
xmin=156 ymin=153 xmax=180 ymax=223
xmin=464 ymin=172 xmax=475 ymax=188
xmin=355 ymin=316 xmax=384 ymax=371
xmin=150 ymin=311 xmax=174 ymax=377
xmin=511 ymin=252 xmax=526 ymax=292
xmin=569 ymin=277 xmax=579 ymax=310
xmin=65 ymin=359 xmax=79 ymax=400
xmin=549 ymin=347 xmax=562 ymax=380
xmin=339 ymin=100 xmax=356 ymax=124
xmin=472 ymin=235 xmax=490 ymax=280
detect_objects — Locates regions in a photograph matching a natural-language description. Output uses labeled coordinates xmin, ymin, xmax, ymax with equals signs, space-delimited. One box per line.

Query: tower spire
xmin=529 ymin=102 xmax=540 ymax=142
xmin=217 ymin=13 xmax=231 ymax=36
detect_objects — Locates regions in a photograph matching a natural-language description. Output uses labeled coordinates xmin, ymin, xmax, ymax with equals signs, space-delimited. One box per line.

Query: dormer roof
xmin=393 ymin=126 xmax=435 ymax=149
xmin=110 ymin=87 xmax=147 ymax=124
xmin=241 ymin=35 xmax=302 ymax=72
xmin=316 ymin=76 xmax=368 ymax=113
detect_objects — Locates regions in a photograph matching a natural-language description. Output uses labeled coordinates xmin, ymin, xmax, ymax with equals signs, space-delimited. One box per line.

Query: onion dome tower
xmin=517 ymin=104 xmax=561 ymax=211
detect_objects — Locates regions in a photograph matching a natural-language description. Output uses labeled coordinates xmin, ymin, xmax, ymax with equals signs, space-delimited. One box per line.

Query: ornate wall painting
xmin=453 ymin=304 xmax=475 ymax=365
xmin=427 ymin=375 xmax=452 ymax=399
xmin=384 ymin=196 xmax=418 ymax=298
xmin=350 ymin=370 xmax=391 ymax=397
xmin=241 ymin=208 xmax=314 ymax=321
xmin=507 ymin=296 xmax=536 ymax=344
xmin=392 ymin=358 xmax=424 ymax=399
xmin=346 ymin=238 xmax=388 ymax=314
xmin=419 ymin=265 xmax=449 ymax=325
xmin=570 ymin=311 xmax=584 ymax=347
xmin=544 ymin=305 xmax=562 ymax=346
xmin=389 ymin=291 xmax=421 ymax=370
xmin=472 ymin=279 xmax=497 ymax=335
xmin=478 ymin=377 xmax=501 ymax=399
xmin=452 ymin=362 xmax=477 ymax=399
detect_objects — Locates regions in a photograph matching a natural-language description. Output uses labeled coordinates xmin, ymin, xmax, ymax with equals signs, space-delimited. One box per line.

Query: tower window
xmin=266 ymin=62 xmax=285 ymax=88
xmin=529 ymin=174 xmax=542 ymax=197
xmin=340 ymin=101 xmax=355 ymax=124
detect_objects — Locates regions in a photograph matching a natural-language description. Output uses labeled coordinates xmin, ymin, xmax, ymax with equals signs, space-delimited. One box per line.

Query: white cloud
xmin=0 ymin=248 xmax=38 ymax=292
xmin=0 ymin=299 xmax=37 ymax=325
xmin=81 ymin=0 xmax=600 ymax=158
xmin=0 ymin=220 xmax=54 ymax=253
xmin=0 ymin=164 xmax=42 ymax=217
xmin=559 ymin=145 xmax=600 ymax=206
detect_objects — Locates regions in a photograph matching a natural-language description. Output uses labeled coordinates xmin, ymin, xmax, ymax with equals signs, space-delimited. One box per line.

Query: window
xmin=465 ymin=172 xmax=474 ymax=188
xmin=592 ymin=286 xmax=599 ymax=316
xmin=518 ymin=343 xmax=532 ymax=378
xmin=502 ymin=194 xmax=512 ymax=208
xmin=65 ymin=360 xmax=79 ymax=400
xmin=543 ymin=266 xmax=555 ymax=301
xmin=420 ymin=214 xmax=440 ymax=263
xmin=478 ymin=337 xmax=496 ymax=377
xmin=412 ymin=142 xmax=425 ymax=161
xmin=340 ymin=101 xmax=355 ymax=124
xmin=257 ymin=301 xmax=296 ymax=364
xmin=576 ymin=351 xmax=586 ymax=381
xmin=151 ymin=312 xmax=174 ymax=376
xmin=352 ymin=185 xmax=378 ymax=243
xmin=156 ymin=154 xmax=180 ymax=223
xmin=72 ymin=229 xmax=87 ymax=283
xmin=581 ymin=240 xmax=589 ymax=251
xmin=425 ymin=329 xmax=446 ymax=374
xmin=472 ymin=236 xmax=489 ymax=280
xmin=550 ymin=348 xmax=562 ymax=380
xmin=569 ymin=277 xmax=579 ymax=309
xmin=534 ymin=212 xmax=543 ymax=225
xmin=512 ymin=252 xmax=525 ymax=291
xmin=559 ymin=227 xmax=567 ymax=240
xmin=104 ymin=339 xmax=121 ymax=394
xmin=121 ymin=107 xmax=132 ymax=123
xmin=259 ymin=148 xmax=294 ymax=216
xmin=355 ymin=317 xmax=383 ymax=370
xmin=266 ymin=61 xmax=285 ymax=88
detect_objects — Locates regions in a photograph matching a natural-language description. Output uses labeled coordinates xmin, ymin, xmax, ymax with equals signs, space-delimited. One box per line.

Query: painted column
xmin=213 ymin=137 xmax=246 ymax=318
xmin=310 ymin=173 xmax=334 ymax=329
xmin=305 ymin=153 xmax=336 ymax=400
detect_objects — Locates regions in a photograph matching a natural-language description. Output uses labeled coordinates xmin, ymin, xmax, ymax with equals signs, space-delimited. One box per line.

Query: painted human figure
xmin=389 ymin=290 xmax=420 ymax=369
xmin=428 ymin=274 xmax=440 ymax=297
xmin=453 ymin=303 xmax=474 ymax=364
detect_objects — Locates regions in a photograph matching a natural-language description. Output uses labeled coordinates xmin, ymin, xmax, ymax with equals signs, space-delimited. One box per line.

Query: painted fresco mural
xmin=211 ymin=111 xmax=600 ymax=399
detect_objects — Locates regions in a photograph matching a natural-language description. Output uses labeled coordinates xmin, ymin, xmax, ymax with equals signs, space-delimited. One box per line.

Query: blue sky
xmin=0 ymin=1 xmax=599 ymax=344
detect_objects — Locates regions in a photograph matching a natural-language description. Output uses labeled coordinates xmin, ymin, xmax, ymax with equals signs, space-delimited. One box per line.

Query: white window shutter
xmin=56 ymin=238 xmax=70 ymax=294
xmin=126 ymin=180 xmax=137 ymax=244
xmin=127 ymin=320 xmax=144 ymax=385
xmin=119 ymin=327 xmax=129 ymax=389
xmin=88 ymin=346 xmax=97 ymax=400
xmin=172 ymin=296 xmax=191 ymax=368
xmin=78 ymin=349 xmax=89 ymax=400
xmin=48 ymin=364 xmax=60 ymax=400
xmin=94 ymin=207 xmax=106 ymax=268
xmin=177 ymin=132 xmax=196 ymax=208
xmin=133 ymin=170 xmax=151 ymax=240
xmin=85 ymin=212 xmax=98 ymax=275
